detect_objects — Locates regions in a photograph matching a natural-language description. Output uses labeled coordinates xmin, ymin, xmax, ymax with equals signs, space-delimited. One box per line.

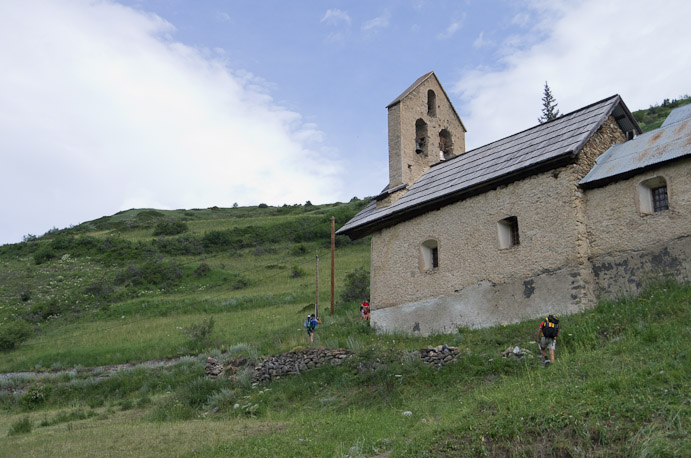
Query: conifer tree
xmin=538 ymin=81 xmax=560 ymax=123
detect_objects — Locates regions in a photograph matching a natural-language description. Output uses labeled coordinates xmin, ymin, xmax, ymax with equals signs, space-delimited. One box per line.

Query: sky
xmin=1 ymin=0 xmax=689 ymax=245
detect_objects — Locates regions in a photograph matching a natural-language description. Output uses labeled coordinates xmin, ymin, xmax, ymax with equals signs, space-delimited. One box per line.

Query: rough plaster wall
xmin=370 ymin=168 xmax=582 ymax=310
xmin=584 ymin=158 xmax=691 ymax=297
xmin=387 ymin=77 xmax=465 ymax=193
xmin=371 ymin=267 xmax=584 ymax=336
xmin=590 ymin=236 xmax=691 ymax=300
xmin=584 ymin=158 xmax=691 ymax=256
xmin=570 ymin=116 xmax=629 ymax=305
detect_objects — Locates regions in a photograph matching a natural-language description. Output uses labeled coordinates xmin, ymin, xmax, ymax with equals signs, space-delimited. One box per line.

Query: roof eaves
xmin=579 ymin=157 xmax=687 ymax=190
xmin=568 ymin=95 xmax=622 ymax=157
xmin=339 ymin=152 xmax=574 ymax=238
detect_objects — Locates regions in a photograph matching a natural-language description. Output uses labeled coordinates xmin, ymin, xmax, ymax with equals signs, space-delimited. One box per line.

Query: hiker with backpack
xmin=304 ymin=313 xmax=321 ymax=343
xmin=537 ymin=315 xmax=559 ymax=366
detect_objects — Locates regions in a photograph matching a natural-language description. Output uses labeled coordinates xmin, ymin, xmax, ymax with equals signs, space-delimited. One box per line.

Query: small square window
xmin=652 ymin=186 xmax=668 ymax=212
xmin=420 ymin=239 xmax=439 ymax=271
xmin=638 ymin=177 xmax=669 ymax=214
xmin=498 ymin=217 xmax=519 ymax=250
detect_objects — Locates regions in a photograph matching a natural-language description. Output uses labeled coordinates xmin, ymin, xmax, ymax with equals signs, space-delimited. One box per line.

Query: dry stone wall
xmin=251 ymin=348 xmax=351 ymax=383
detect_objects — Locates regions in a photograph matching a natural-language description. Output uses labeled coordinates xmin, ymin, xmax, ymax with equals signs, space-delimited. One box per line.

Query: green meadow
xmin=0 ymin=201 xmax=688 ymax=457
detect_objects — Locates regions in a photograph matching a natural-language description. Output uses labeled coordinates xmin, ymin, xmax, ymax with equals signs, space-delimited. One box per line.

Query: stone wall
xmin=387 ymin=75 xmax=466 ymax=193
xmin=584 ymin=158 xmax=691 ymax=298
xmin=569 ymin=116 xmax=628 ymax=305
xmin=369 ymin=117 xmax=632 ymax=335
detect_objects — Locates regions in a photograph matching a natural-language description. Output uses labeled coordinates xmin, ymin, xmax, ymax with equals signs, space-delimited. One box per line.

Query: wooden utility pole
xmin=315 ymin=255 xmax=319 ymax=318
xmin=330 ymin=216 xmax=335 ymax=316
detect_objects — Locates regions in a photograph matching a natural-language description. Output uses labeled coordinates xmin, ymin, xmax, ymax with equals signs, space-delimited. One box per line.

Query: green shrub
xmin=290 ymin=265 xmax=306 ymax=278
xmin=226 ymin=273 xmax=250 ymax=290
xmin=194 ymin=263 xmax=211 ymax=277
xmin=8 ymin=417 xmax=32 ymax=436
xmin=183 ymin=317 xmax=215 ymax=350
xmin=27 ymin=299 xmax=67 ymax=321
xmin=340 ymin=267 xmax=370 ymax=303
xmin=153 ymin=220 xmax=189 ymax=236
xmin=291 ymin=244 xmax=307 ymax=256
xmin=205 ymin=388 xmax=236 ymax=411
xmin=20 ymin=384 xmax=50 ymax=409
xmin=152 ymin=234 xmax=204 ymax=256
xmin=0 ymin=318 xmax=33 ymax=351
xmin=135 ymin=210 xmax=165 ymax=223
xmin=33 ymin=245 xmax=57 ymax=264
xmin=114 ymin=259 xmax=183 ymax=290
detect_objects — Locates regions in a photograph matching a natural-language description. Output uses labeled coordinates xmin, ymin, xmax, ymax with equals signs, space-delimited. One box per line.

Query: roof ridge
xmin=386 ymin=72 xmax=435 ymax=108
xmin=462 ymin=94 xmax=621 ymax=156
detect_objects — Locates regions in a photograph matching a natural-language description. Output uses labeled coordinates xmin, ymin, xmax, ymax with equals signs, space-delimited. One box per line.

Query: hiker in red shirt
xmin=360 ymin=300 xmax=370 ymax=321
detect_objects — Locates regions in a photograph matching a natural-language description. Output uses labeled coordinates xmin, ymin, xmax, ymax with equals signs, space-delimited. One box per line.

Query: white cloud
xmin=362 ymin=14 xmax=390 ymax=32
xmin=511 ymin=12 xmax=531 ymax=27
xmin=216 ymin=11 xmax=231 ymax=23
xmin=437 ymin=16 xmax=465 ymax=40
xmin=472 ymin=31 xmax=493 ymax=49
xmin=0 ymin=0 xmax=342 ymax=244
xmin=453 ymin=0 xmax=691 ymax=150
xmin=320 ymin=9 xmax=351 ymax=26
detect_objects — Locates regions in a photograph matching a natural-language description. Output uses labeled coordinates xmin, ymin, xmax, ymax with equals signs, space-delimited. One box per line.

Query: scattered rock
xmin=501 ymin=346 xmax=533 ymax=360
xmin=205 ymin=357 xmax=225 ymax=377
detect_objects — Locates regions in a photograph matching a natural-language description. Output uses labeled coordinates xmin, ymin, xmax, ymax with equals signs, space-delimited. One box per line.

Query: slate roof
xmin=580 ymin=104 xmax=691 ymax=188
xmin=338 ymin=94 xmax=639 ymax=239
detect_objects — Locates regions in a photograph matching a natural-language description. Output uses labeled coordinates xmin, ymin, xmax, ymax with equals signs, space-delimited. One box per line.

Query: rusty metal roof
xmin=662 ymin=103 xmax=691 ymax=127
xmin=338 ymin=94 xmax=639 ymax=238
xmin=580 ymin=105 xmax=691 ymax=188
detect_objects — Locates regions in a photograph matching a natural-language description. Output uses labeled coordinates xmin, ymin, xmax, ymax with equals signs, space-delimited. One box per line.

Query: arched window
xmin=420 ymin=239 xmax=439 ymax=271
xmin=427 ymin=90 xmax=437 ymax=117
xmin=439 ymin=129 xmax=453 ymax=159
xmin=638 ymin=176 xmax=669 ymax=214
xmin=415 ymin=119 xmax=428 ymax=156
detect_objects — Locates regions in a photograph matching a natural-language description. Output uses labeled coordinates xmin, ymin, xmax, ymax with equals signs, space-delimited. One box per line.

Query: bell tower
xmin=384 ymin=72 xmax=467 ymax=201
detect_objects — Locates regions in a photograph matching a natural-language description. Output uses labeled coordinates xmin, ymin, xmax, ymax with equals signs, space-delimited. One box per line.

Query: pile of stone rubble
xmin=252 ymin=348 xmax=352 ymax=383
xmin=419 ymin=344 xmax=460 ymax=368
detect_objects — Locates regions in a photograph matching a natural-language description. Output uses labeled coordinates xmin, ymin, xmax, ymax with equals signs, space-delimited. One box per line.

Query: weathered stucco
xmin=584 ymin=157 xmax=691 ymax=297
xmin=369 ymin=116 xmax=661 ymax=335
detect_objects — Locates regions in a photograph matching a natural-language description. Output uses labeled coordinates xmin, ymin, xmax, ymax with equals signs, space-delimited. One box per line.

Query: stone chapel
xmin=337 ymin=72 xmax=691 ymax=335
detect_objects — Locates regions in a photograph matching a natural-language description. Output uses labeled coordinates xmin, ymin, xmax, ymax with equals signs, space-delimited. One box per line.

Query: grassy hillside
xmin=632 ymin=95 xmax=691 ymax=132
xmin=0 ymin=183 xmax=689 ymax=456
xmin=0 ymin=200 xmax=371 ymax=366
xmin=0 ymin=278 xmax=688 ymax=456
